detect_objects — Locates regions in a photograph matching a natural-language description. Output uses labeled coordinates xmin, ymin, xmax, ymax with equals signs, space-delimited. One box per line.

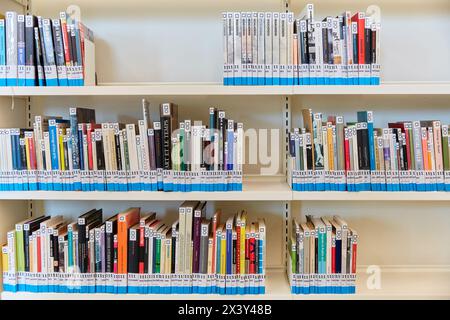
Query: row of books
xmin=0 ymin=11 xmax=95 ymax=86
xmin=222 ymin=4 xmax=380 ymax=86
xmin=288 ymin=109 xmax=450 ymax=192
xmin=0 ymin=101 xmax=244 ymax=192
xmin=288 ymin=215 xmax=357 ymax=294
xmin=2 ymin=202 xmax=266 ymax=294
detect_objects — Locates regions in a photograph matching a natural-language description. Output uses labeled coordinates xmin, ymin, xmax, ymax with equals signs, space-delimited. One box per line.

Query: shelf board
xmin=0 ymin=176 xmax=292 ymax=201
xmin=1 ymin=82 xmax=449 ymax=97
xmin=292 ymin=191 xmax=450 ymax=201
xmin=2 ymin=269 xmax=448 ymax=300
xmin=0 ymin=269 xmax=292 ymax=301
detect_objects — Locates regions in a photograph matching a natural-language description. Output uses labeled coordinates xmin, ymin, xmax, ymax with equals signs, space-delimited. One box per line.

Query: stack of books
xmin=0 ymin=11 xmax=95 ymax=86
xmin=288 ymin=215 xmax=357 ymax=294
xmin=2 ymin=203 xmax=266 ymax=295
xmin=222 ymin=4 xmax=381 ymax=86
xmin=288 ymin=109 xmax=450 ymax=192
xmin=0 ymin=101 xmax=244 ymax=192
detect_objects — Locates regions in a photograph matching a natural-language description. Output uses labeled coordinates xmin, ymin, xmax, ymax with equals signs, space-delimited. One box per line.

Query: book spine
xmin=41 ymin=18 xmax=58 ymax=86
xmin=17 ymin=15 xmax=25 ymax=86
xmin=6 ymin=12 xmax=18 ymax=86
xmin=52 ymin=19 xmax=68 ymax=86
xmin=25 ymin=16 xmax=36 ymax=86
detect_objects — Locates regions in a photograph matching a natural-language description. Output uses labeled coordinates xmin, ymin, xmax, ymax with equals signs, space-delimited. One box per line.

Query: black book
xmin=356 ymin=123 xmax=370 ymax=170
xmin=171 ymin=227 xmax=177 ymax=274
xmin=128 ymin=224 xmax=140 ymax=274
xmin=37 ymin=17 xmax=48 ymax=67
xmin=218 ymin=111 xmax=226 ymax=170
xmin=160 ymin=103 xmax=178 ymax=170
xmin=95 ymin=130 xmax=105 ymax=170
xmin=371 ymin=26 xmax=377 ymax=64
xmin=352 ymin=25 xmax=358 ymax=64
xmin=144 ymin=224 xmax=150 ymax=273
xmin=77 ymin=209 xmax=102 ymax=273
xmin=305 ymin=133 xmax=313 ymax=170
xmin=19 ymin=138 xmax=27 ymax=170
xmin=105 ymin=214 xmax=118 ymax=273
xmin=114 ymin=131 xmax=122 ymax=171
xmin=153 ymin=121 xmax=163 ymax=169
xmin=298 ymin=20 xmax=309 ymax=64
xmin=23 ymin=216 xmax=50 ymax=272
xmin=364 ymin=23 xmax=372 ymax=64
xmin=25 ymin=15 xmax=37 ymax=85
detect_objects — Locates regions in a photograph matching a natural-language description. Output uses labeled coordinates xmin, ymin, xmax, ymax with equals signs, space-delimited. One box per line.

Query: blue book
xmin=357 ymin=111 xmax=375 ymax=170
xmin=225 ymin=219 xmax=232 ymax=274
xmin=0 ymin=19 xmax=6 ymax=86
xmin=227 ymin=123 xmax=234 ymax=170
xmin=48 ymin=120 xmax=60 ymax=170
xmin=335 ymin=238 xmax=342 ymax=273
xmin=69 ymin=108 xmax=80 ymax=170
xmin=74 ymin=22 xmax=83 ymax=86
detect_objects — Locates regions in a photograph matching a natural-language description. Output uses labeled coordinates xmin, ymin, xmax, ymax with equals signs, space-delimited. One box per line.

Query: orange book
xmin=117 ymin=207 xmax=140 ymax=274
xmin=421 ymin=127 xmax=429 ymax=170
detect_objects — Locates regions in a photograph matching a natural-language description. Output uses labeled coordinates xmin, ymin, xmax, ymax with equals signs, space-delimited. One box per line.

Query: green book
xmin=155 ymin=237 xmax=161 ymax=273
xmin=290 ymin=236 xmax=297 ymax=274
xmin=15 ymin=222 xmax=25 ymax=272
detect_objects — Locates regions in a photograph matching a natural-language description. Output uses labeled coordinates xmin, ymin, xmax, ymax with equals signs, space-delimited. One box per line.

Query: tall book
xmin=160 ymin=103 xmax=179 ymax=170
xmin=117 ymin=207 xmax=140 ymax=274
xmin=77 ymin=208 xmax=102 ymax=273
xmin=192 ymin=201 xmax=206 ymax=273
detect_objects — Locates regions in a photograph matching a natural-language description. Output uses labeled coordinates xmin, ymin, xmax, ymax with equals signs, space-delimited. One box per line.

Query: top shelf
xmin=1 ymin=82 xmax=450 ymax=97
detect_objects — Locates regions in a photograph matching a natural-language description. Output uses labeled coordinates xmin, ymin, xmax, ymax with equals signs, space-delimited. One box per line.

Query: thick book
xmin=117 ymin=207 xmax=140 ymax=274
xmin=25 ymin=15 xmax=37 ymax=86
xmin=77 ymin=208 xmax=102 ymax=273
xmin=17 ymin=15 xmax=26 ymax=86
xmin=127 ymin=223 xmax=140 ymax=274
xmin=105 ymin=214 xmax=118 ymax=273
xmin=192 ymin=201 xmax=206 ymax=273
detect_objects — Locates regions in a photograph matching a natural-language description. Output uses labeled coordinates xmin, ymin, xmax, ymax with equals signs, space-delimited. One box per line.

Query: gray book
xmin=199 ymin=219 xmax=210 ymax=274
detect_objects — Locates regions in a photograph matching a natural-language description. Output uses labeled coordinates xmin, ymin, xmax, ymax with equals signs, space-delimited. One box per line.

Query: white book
xmin=233 ymin=12 xmax=242 ymax=84
xmin=227 ymin=12 xmax=234 ymax=83
xmin=101 ymin=123 xmax=110 ymax=171
xmin=5 ymin=129 xmax=13 ymax=171
xmin=287 ymin=12 xmax=294 ymax=85
xmin=264 ymin=12 xmax=273 ymax=83
xmin=109 ymin=124 xmax=117 ymax=171
xmin=7 ymin=230 xmax=16 ymax=273
xmin=222 ymin=12 xmax=228 ymax=83
xmin=298 ymin=3 xmax=314 ymax=22
xmin=272 ymin=12 xmax=280 ymax=83
xmin=246 ymin=12 xmax=252 ymax=83
xmin=91 ymin=133 xmax=97 ymax=171
xmin=138 ymin=120 xmax=150 ymax=171
xmin=251 ymin=12 xmax=258 ymax=84
xmin=119 ymin=130 xmax=126 ymax=171
xmin=126 ymin=124 xmax=139 ymax=171
xmin=5 ymin=12 xmax=18 ymax=85
xmin=257 ymin=12 xmax=265 ymax=84
xmin=321 ymin=217 xmax=332 ymax=274
xmin=136 ymin=135 xmax=143 ymax=171
xmin=241 ymin=13 xmax=247 ymax=83
xmin=44 ymin=132 xmax=52 ymax=171
xmin=279 ymin=13 xmax=287 ymax=84
xmin=178 ymin=205 xmax=186 ymax=273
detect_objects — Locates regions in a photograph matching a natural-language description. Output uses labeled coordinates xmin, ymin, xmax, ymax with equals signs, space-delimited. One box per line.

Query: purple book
xmin=192 ymin=202 xmax=206 ymax=273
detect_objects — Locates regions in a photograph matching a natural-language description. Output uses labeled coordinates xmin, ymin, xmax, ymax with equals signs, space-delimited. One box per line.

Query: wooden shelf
xmin=0 ymin=82 xmax=449 ymax=97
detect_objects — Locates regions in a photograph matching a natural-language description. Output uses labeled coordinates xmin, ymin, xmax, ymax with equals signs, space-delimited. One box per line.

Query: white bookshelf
xmin=0 ymin=82 xmax=449 ymax=97
xmin=0 ymin=0 xmax=449 ymax=300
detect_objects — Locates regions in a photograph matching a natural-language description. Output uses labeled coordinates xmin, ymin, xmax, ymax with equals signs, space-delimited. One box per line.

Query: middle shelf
xmin=1 ymin=175 xmax=450 ymax=201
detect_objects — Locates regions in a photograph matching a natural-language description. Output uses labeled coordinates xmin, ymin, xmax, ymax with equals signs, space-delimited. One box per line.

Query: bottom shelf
xmin=1 ymin=268 xmax=449 ymax=300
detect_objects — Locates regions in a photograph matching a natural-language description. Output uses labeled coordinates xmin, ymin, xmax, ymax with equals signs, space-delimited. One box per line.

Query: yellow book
xmin=327 ymin=123 xmax=334 ymax=170
xmin=240 ymin=211 xmax=246 ymax=275
xmin=207 ymin=236 xmax=213 ymax=274
xmin=220 ymin=231 xmax=226 ymax=274
xmin=58 ymin=128 xmax=65 ymax=170
xmin=24 ymin=136 xmax=31 ymax=170
xmin=2 ymin=245 xmax=8 ymax=273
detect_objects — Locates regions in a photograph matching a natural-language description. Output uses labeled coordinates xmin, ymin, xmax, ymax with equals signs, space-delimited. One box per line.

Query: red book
xmin=36 ymin=231 xmax=41 ymax=273
xmin=60 ymin=14 xmax=71 ymax=65
xmin=249 ymin=233 xmax=256 ymax=274
xmin=351 ymin=12 xmax=365 ymax=65
xmin=351 ymin=234 xmax=358 ymax=274
xmin=344 ymin=128 xmax=351 ymax=171
xmin=28 ymin=136 xmax=37 ymax=170
xmin=86 ymin=124 xmax=101 ymax=170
